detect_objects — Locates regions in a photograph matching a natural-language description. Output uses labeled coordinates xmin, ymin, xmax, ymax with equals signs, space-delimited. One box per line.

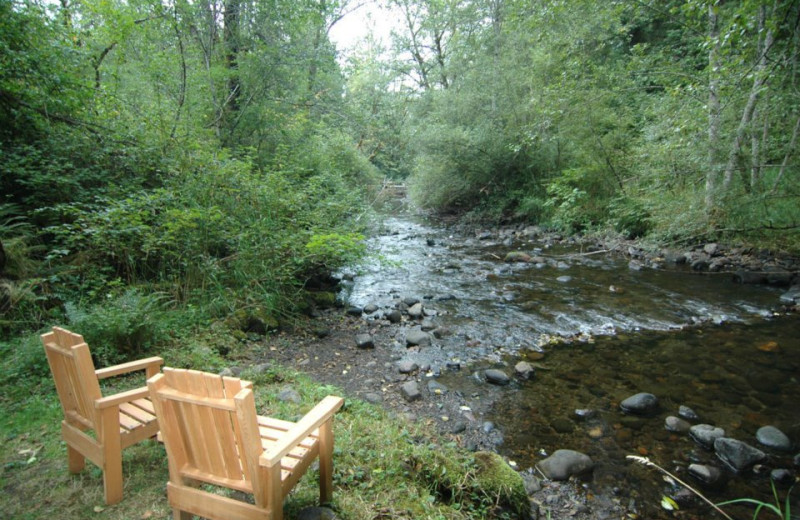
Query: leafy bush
xmin=609 ymin=196 xmax=652 ymax=239
xmin=65 ymin=288 xmax=166 ymax=365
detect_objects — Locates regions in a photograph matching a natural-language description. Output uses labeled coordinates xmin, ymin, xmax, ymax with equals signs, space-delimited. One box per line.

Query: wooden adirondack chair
xmin=147 ymin=367 xmax=345 ymax=520
xmin=41 ymin=326 xmax=163 ymax=505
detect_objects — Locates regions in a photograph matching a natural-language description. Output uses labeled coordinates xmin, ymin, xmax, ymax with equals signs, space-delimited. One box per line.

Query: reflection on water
xmin=346 ymin=212 xmax=798 ymax=517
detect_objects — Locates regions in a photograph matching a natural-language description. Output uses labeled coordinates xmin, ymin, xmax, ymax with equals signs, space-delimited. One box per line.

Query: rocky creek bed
xmin=239 ymin=214 xmax=799 ymax=519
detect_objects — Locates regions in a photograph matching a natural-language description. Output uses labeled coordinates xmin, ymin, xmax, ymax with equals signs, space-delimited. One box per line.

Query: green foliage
xmin=304 ymin=232 xmax=366 ymax=273
xmin=64 ymin=288 xmax=166 ymax=365
xmin=0 ymin=333 xmax=52 ymax=389
xmin=609 ymin=196 xmax=652 ymax=239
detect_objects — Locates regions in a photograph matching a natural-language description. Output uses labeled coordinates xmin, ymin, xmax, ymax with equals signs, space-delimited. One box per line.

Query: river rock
xmin=403 ymin=296 xmax=420 ymax=306
xmin=665 ymin=416 xmax=691 ymax=433
xmin=679 ymin=405 xmax=699 ymax=421
xmin=505 ymin=251 xmax=532 ymax=263
xmin=689 ymin=424 xmax=726 ymax=449
xmin=400 ymin=381 xmax=422 ymax=402
xmin=363 ymin=303 xmax=379 ymax=314
xmin=386 ymin=310 xmax=403 ymax=323
xmin=405 ymin=329 xmax=431 ymax=346
xmin=536 ymin=449 xmax=594 ymax=481
xmin=620 ymin=392 xmax=659 ymax=416
xmin=427 ymin=380 xmax=448 ymax=395
xmin=756 ymin=426 xmax=792 ymax=452
xmin=688 ymin=464 xmax=724 ymax=487
xmin=346 ymin=306 xmax=363 ymax=316
xmin=556 ymin=275 xmax=572 ymax=283
xmin=514 ymin=361 xmax=534 ymax=380
xmin=408 ymin=302 xmax=424 ymax=318
xmin=420 ymin=319 xmax=436 ymax=331
xmin=714 ymin=437 xmax=766 ymax=472
xmin=485 ymin=369 xmax=511 ymax=386
xmin=355 ymin=334 xmax=374 ymax=349
xmin=397 ymin=360 xmax=419 ymax=374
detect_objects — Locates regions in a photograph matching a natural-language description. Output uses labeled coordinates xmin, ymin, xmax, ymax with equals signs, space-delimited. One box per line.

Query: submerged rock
xmin=756 ymin=425 xmax=792 ymax=452
xmin=665 ymin=416 xmax=691 ymax=433
xmin=688 ymin=464 xmax=725 ymax=487
xmin=689 ymin=424 xmax=726 ymax=449
xmin=620 ymin=392 xmax=659 ymax=416
xmin=514 ymin=361 xmax=534 ymax=380
xmin=714 ymin=437 xmax=766 ymax=472
xmin=536 ymin=449 xmax=594 ymax=481
xmin=679 ymin=405 xmax=699 ymax=421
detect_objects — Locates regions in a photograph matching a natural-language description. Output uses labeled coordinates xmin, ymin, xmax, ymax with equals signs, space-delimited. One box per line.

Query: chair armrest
xmin=95 ymin=356 xmax=163 ymax=380
xmin=259 ymin=396 xmax=344 ymax=468
xmin=95 ymin=386 xmax=151 ymax=409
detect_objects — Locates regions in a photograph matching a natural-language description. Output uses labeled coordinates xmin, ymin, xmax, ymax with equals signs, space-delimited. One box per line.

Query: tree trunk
xmin=705 ymin=2 xmax=722 ymax=214
xmin=721 ymin=4 xmax=774 ymax=193
xmin=223 ymin=0 xmax=240 ymax=142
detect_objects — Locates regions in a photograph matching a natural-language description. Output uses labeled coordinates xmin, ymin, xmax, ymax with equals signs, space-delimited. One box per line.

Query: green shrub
xmin=64 ymin=288 xmax=166 ymax=365
xmin=609 ymin=196 xmax=652 ymax=239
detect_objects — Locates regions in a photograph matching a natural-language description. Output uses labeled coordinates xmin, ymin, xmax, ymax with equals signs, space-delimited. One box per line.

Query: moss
xmin=414 ymin=450 xmax=531 ymax=518
xmin=472 ymin=451 xmax=531 ymax=518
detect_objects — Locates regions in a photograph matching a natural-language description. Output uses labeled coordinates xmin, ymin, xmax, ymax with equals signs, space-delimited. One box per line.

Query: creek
xmin=342 ymin=210 xmax=799 ymax=519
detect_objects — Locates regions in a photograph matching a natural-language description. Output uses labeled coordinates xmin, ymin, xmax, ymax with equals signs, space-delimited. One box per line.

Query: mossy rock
xmin=224 ymin=307 xmax=280 ymax=336
xmin=504 ymin=251 xmax=533 ymax=263
xmin=472 ymin=451 xmax=531 ymax=518
xmin=305 ymin=290 xmax=337 ymax=309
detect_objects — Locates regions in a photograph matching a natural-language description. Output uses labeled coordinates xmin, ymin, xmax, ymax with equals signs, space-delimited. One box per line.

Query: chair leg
xmin=318 ymin=420 xmax=334 ymax=504
xmin=173 ymin=510 xmax=192 ymax=520
xmin=99 ymin=408 xmax=123 ymax=505
xmin=67 ymin=445 xmax=86 ymax=473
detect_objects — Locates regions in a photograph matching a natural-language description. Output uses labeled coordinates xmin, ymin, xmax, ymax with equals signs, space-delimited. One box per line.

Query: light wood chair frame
xmin=147 ymin=367 xmax=344 ymax=520
xmin=41 ymin=326 xmax=163 ymax=505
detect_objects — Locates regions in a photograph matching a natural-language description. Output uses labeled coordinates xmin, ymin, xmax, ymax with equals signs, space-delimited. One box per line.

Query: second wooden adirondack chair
xmin=41 ymin=326 xmax=163 ymax=505
xmin=147 ymin=367 xmax=344 ymax=520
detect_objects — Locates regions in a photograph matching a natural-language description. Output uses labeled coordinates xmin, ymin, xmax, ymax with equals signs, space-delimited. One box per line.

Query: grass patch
xmin=0 ymin=332 xmax=527 ymax=520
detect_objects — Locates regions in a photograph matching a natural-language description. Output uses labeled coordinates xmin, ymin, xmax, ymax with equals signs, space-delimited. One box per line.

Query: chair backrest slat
xmin=41 ymin=328 xmax=102 ymax=428
xmin=152 ymin=369 xmax=260 ymax=489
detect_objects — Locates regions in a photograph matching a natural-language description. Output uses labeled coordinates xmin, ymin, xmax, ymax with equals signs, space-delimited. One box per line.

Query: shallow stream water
xmin=343 ymin=211 xmax=799 ymax=519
